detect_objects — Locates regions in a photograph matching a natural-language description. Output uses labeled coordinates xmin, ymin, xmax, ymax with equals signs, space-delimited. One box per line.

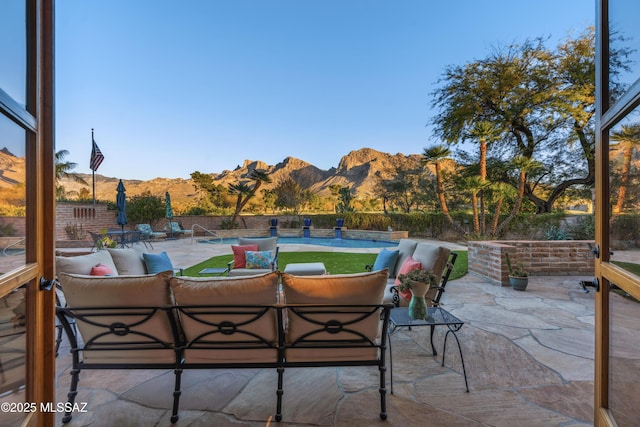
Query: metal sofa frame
xmin=56 ymin=302 xmax=393 ymax=424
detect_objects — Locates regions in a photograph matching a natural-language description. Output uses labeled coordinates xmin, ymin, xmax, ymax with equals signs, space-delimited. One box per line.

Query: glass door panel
xmin=608 ymin=289 xmax=640 ymax=426
xmin=0 ymin=113 xmax=26 ymax=277
xmin=608 ymin=0 xmax=640 ymax=106
xmin=0 ymin=285 xmax=27 ymax=427
xmin=0 ymin=0 xmax=26 ymax=107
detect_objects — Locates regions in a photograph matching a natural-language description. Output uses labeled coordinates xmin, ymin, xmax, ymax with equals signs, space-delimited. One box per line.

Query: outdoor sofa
xmin=54 ymin=261 xmax=392 ymax=424
xmin=227 ymin=236 xmax=280 ymax=276
xmin=367 ymin=238 xmax=457 ymax=308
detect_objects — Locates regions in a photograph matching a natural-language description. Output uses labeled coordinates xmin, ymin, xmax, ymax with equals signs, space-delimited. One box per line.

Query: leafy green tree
xmin=273 ymin=177 xmax=313 ymax=215
xmin=126 ymin=192 xmax=165 ymax=228
xmin=336 ymin=186 xmax=356 ymax=214
xmin=430 ymin=28 xmax=610 ymax=213
xmin=190 ymin=171 xmax=230 ymax=209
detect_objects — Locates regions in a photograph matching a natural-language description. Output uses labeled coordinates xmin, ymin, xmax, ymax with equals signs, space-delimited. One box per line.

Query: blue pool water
xmin=199 ymin=236 xmax=398 ymax=249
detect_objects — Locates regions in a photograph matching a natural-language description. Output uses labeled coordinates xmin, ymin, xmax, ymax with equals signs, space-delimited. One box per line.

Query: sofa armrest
xmin=226 ymin=260 xmax=235 ymax=276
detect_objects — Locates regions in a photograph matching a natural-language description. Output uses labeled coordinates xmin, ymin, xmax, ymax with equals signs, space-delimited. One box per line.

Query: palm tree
xmin=488 ymin=182 xmax=516 ymax=236
xmin=467 ymin=122 xmax=501 ymax=234
xmin=228 ymin=169 xmax=272 ymax=227
xmin=461 ymin=176 xmax=490 ymax=235
xmin=422 ymin=145 xmax=456 ymax=226
xmin=610 ymin=124 xmax=640 ymax=214
xmin=55 ymin=149 xmax=88 ymax=199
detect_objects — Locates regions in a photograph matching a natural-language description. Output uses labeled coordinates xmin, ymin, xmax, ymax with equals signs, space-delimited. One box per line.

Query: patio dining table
xmin=106 ymin=230 xmax=140 ymax=248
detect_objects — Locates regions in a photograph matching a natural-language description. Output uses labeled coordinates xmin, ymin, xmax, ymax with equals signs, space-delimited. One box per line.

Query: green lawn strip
xmin=612 ymin=260 xmax=640 ymax=276
xmin=182 ymin=250 xmax=469 ymax=280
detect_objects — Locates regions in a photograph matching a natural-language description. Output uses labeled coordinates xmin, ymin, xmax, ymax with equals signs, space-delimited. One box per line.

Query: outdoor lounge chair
xmin=366 ymin=239 xmax=457 ymax=308
xmin=136 ymin=224 xmax=166 ymax=249
xmin=227 ymin=236 xmax=279 ymax=277
xmin=166 ymin=221 xmax=193 ymax=238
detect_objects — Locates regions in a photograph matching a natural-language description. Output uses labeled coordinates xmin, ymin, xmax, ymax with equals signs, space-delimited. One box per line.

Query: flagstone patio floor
xmin=54 ymin=238 xmax=596 ymax=426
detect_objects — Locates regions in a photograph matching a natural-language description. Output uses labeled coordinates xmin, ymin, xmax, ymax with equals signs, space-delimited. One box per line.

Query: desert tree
xmin=272 ymin=176 xmax=313 ymax=215
xmin=228 ymin=169 xmax=272 ymax=227
xmin=430 ymin=28 xmax=628 ymax=213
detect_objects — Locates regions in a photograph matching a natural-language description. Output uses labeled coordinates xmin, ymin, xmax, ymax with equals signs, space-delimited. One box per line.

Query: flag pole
xmin=92 ymin=129 xmax=96 ymax=206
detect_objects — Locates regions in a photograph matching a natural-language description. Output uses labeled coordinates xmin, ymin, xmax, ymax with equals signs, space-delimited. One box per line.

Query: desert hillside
xmin=57 ymin=147 xmax=434 ymax=205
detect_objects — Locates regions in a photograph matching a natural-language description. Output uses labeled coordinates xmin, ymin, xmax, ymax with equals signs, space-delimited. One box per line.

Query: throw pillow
xmin=89 ymin=263 xmax=115 ymax=276
xmin=394 ymin=256 xmax=422 ymax=301
xmin=372 ymin=248 xmax=400 ymax=272
xmin=106 ymin=246 xmax=147 ymax=275
xmin=231 ymin=244 xmax=259 ymax=268
xmin=245 ymin=250 xmax=273 ymax=269
xmin=143 ymin=252 xmax=175 ymax=274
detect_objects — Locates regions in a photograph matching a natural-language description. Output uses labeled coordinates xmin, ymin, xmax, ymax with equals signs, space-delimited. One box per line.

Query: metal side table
xmin=388 ymin=306 xmax=469 ymax=393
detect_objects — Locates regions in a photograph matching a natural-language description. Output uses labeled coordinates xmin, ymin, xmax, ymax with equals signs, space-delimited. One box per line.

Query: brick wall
xmin=468 ymin=240 xmax=595 ymax=286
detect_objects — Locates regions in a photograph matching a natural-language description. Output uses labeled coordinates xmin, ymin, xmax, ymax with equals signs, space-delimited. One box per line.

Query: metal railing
xmin=190 ymin=224 xmax=223 ymax=244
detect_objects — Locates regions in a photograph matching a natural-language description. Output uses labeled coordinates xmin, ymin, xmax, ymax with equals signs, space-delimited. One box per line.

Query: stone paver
xmin=52 ymin=239 xmax=597 ymax=426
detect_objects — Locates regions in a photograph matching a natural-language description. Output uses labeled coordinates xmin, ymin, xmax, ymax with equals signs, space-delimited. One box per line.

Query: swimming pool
xmin=198 ymin=236 xmax=398 ymax=249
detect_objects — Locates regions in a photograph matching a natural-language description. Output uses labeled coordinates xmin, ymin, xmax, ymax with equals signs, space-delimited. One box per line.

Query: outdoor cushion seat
xmin=367 ymin=239 xmax=457 ymax=308
xmin=136 ymin=223 xmax=166 ymax=239
xmin=166 ymin=221 xmax=193 ymax=237
xmin=228 ymin=237 xmax=279 ymax=277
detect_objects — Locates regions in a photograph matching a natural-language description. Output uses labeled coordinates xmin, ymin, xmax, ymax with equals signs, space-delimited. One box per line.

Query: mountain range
xmin=56 ymin=147 xmax=429 ymax=206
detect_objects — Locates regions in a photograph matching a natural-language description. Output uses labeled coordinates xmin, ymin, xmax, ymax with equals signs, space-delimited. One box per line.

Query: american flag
xmin=90 ymin=137 xmax=104 ymax=171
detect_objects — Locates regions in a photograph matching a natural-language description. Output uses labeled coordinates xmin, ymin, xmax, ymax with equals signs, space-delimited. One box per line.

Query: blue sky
xmin=55 ymin=0 xmax=594 ymax=181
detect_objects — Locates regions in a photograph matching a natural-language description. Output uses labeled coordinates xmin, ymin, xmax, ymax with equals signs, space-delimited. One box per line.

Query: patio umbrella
xmin=165 ymin=191 xmax=174 ymax=239
xmin=116 ymin=180 xmax=127 ymax=246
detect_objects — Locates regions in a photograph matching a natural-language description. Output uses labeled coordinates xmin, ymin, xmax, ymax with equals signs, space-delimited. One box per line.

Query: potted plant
xmin=397 ymin=268 xmax=438 ymax=320
xmin=505 ymin=252 xmax=528 ymax=291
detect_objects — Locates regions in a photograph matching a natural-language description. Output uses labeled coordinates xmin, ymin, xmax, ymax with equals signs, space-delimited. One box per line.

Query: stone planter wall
xmin=468 ymin=240 xmax=595 ymax=286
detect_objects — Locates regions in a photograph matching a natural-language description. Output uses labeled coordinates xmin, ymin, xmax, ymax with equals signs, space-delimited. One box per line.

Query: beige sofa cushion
xmin=170 ymin=271 xmax=280 ymax=363
xmin=281 ymin=269 xmax=388 ymax=362
xmin=411 ymin=243 xmax=451 ymax=278
xmin=392 ymin=239 xmax=418 ymax=278
xmin=58 ymin=272 xmax=174 ymax=364
xmin=106 ymin=246 xmax=147 ymax=275
xmin=56 ymin=250 xmax=119 ymax=276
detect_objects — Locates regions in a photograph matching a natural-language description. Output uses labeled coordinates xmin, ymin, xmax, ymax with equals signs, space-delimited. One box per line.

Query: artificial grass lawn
xmin=182 ymin=250 xmax=469 ymax=280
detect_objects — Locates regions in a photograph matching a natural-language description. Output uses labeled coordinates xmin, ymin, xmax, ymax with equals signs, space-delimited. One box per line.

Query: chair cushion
xmin=245 ymin=250 xmax=272 ymax=269
xmin=107 ymin=247 xmax=147 ymax=275
xmin=373 ymin=248 xmax=399 ymax=272
xmin=411 ymin=244 xmax=451 ymax=278
xmin=170 ymin=272 xmax=281 ymax=363
xmin=282 ymin=269 xmax=388 ymax=305
xmin=281 ymin=270 xmax=388 ymax=362
xmin=58 ymin=271 xmax=175 ymax=364
xmin=393 ymin=239 xmax=418 ymax=277
xmin=394 ymin=256 xmax=422 ymax=301
xmin=143 ymin=252 xmax=174 ymax=274
xmin=237 ymin=237 xmax=277 ymax=253
xmin=231 ymin=244 xmax=259 ymax=268
xmin=137 ymin=224 xmax=152 ymax=234
xmin=56 ymin=250 xmax=119 ymax=276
